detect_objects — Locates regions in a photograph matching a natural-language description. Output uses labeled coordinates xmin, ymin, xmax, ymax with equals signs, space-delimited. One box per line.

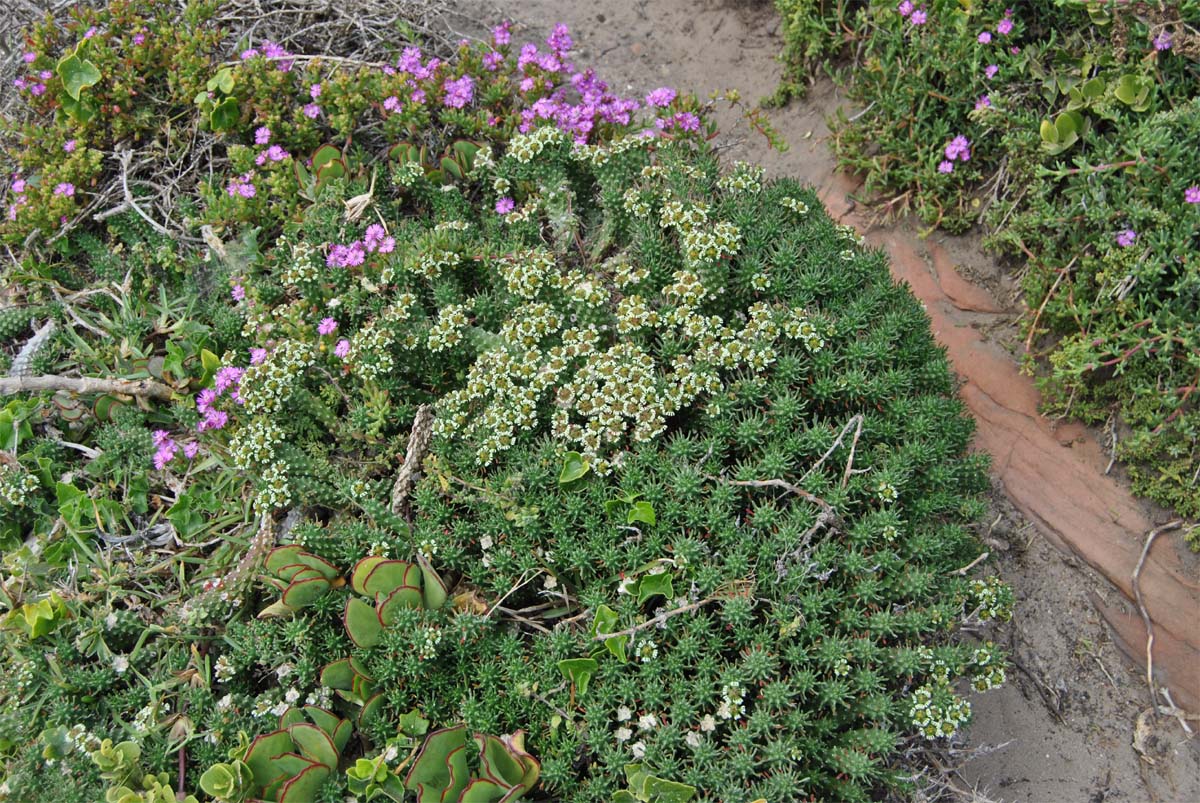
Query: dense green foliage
xmin=0 ymin=2 xmax=1009 ymax=801
xmin=772 ymin=0 xmax=1200 ymax=525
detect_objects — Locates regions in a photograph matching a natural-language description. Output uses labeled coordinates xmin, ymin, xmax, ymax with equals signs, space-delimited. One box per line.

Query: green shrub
xmin=0 ymin=4 xmax=1009 ymax=802
xmin=771 ymin=0 xmax=1200 ymax=522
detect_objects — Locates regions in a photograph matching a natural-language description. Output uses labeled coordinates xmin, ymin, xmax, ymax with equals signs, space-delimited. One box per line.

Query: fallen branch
xmin=591 ymin=596 xmax=719 ymax=642
xmin=1132 ymin=519 xmax=1182 ymax=713
xmin=390 ymin=404 xmax=434 ymax=516
xmin=0 ymin=374 xmax=175 ymax=401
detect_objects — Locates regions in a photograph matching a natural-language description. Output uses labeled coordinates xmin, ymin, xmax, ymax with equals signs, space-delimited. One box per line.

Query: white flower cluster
xmin=968 ymin=576 xmax=1013 ymax=622
xmin=970 ymin=642 xmax=1006 ymax=692
xmin=716 ymin=681 xmax=746 ymax=721
xmin=229 ymin=417 xmax=285 ymax=471
xmin=409 ymin=248 xmax=461 ymax=280
xmin=499 ymin=249 xmax=556 ymax=299
xmin=780 ymin=196 xmax=810 ymax=216
xmin=255 ymin=460 xmax=291 ymax=511
xmin=876 ymin=481 xmax=899 ymax=504
xmin=571 ymin=131 xmax=651 ymax=167
xmin=507 ymin=126 xmax=569 ymax=164
xmin=347 ymin=295 xmax=416 ymax=382
xmin=909 ymin=682 xmax=971 ymax=740
xmin=240 ymin=340 xmax=313 ymax=416
xmin=0 ymin=463 xmax=40 ymax=508
xmin=622 ymin=187 xmax=652 ymax=218
xmin=392 ymin=159 xmax=424 ymax=188
xmin=280 ymin=240 xmax=321 ymax=287
xmin=417 ymin=626 xmax=442 ymax=660
xmin=427 ymin=304 xmax=470 ymax=353
xmin=717 ymin=161 xmax=765 ymax=194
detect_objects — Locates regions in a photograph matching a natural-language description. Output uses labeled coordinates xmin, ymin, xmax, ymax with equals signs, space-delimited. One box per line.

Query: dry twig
xmin=0 ymin=373 xmax=175 ymax=401
xmin=1132 ymin=519 xmax=1182 ymax=711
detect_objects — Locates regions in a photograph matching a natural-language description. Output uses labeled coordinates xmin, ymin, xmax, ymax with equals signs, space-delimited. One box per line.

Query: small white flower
xmin=104 ymin=612 xmax=118 ymax=629
xmin=631 ymin=741 xmax=646 ymax=759
xmin=543 ymin=574 xmax=558 ymax=590
xmin=284 ymin=688 xmax=301 ymax=704
xmin=699 ymin=714 xmax=716 ymax=732
xmin=685 ymin=731 xmax=701 ymax=748
xmin=383 ymin=744 xmax=400 ymax=762
xmin=275 ymin=663 xmax=294 ymax=680
xmin=112 ymin=655 xmax=129 ymax=674
xmin=216 ymin=694 xmax=233 ymax=711
xmin=480 ymin=535 xmax=494 ymax=550
xmin=615 ymin=727 xmax=632 ymax=743
xmin=638 ymin=714 xmax=657 ymax=732
xmin=215 ymin=655 xmax=235 ymax=682
xmin=616 ymin=705 xmax=632 ymax=722
xmin=617 ymin=576 xmax=635 ymax=595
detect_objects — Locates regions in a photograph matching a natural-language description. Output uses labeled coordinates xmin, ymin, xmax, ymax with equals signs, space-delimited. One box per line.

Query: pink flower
xmin=493 ymin=21 xmax=511 ymax=46
xmin=411 ymin=89 xmax=426 ymax=105
xmin=547 ymin=23 xmax=574 ymax=54
xmin=254 ymin=126 xmax=271 ymax=144
xmin=442 ymin=75 xmax=475 ymax=109
xmin=910 ymin=9 xmax=927 ymax=25
xmin=250 ymin=348 xmax=267 ymax=365
xmin=496 ymin=197 xmax=515 ymax=215
xmin=997 ymin=18 xmax=1013 ymax=35
xmin=317 ymin=317 xmax=338 ymax=335
xmin=198 ymin=408 xmax=229 ymax=432
xmin=334 ymin=339 xmax=351 ymax=359
xmin=309 ymin=83 xmax=322 ymax=99
xmin=231 ymin=283 xmax=245 ymax=301
xmin=1185 ymin=186 xmax=1200 ymax=204
xmin=985 ymin=64 xmax=999 ymax=79
xmin=11 ymin=179 xmax=26 ymax=194
xmin=303 ymin=103 xmax=321 ymax=119
xmin=645 ymin=87 xmax=676 ymax=108
xmin=1153 ymin=32 xmax=1173 ymax=52
xmin=152 ymin=430 xmax=172 ymax=447
xmin=195 ymin=389 xmax=217 ymax=414
xmin=54 ymin=182 xmax=75 ymax=197
xmin=898 ymin=0 xmax=913 ymax=16
xmin=978 ymin=31 xmax=992 ymax=44
xmin=39 ymin=71 xmax=52 ymax=81
xmin=938 ymin=160 xmax=954 ymax=174
xmin=213 ymin=367 xmax=245 ymax=394
xmin=22 ymin=52 xmax=35 ymax=63
xmin=483 ymin=51 xmax=503 ymax=71
xmin=383 ymin=95 xmax=401 ymax=112
xmin=1116 ymin=229 xmax=1136 ymax=247
xmin=84 ymin=26 xmax=98 ymax=39
xmin=975 ymin=95 xmax=991 ymax=110
xmin=132 ymin=33 xmax=145 ymax=45
xmin=944 ymin=135 xmax=971 ymax=162
xmin=183 ymin=441 xmax=200 ymax=460
xmin=30 ymin=84 xmax=46 ymax=96
xmin=674 ymin=112 xmax=701 ymax=132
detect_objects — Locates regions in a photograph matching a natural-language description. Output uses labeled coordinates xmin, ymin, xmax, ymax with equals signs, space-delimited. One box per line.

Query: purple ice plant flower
xmin=1153 ymin=31 xmax=1173 ymax=52
xmin=997 ymin=18 xmax=1013 ymax=35
xmin=183 ymin=441 xmax=200 ymax=460
xmin=250 ymin=348 xmax=267 ymax=365
xmin=1116 ymin=229 xmax=1137 ymax=247
xmin=496 ymin=197 xmax=515 ymax=215
xmin=383 ymin=95 xmax=401 ymax=112
xmin=978 ymin=31 xmax=992 ymax=44
xmin=302 ymin=103 xmax=321 ymax=119
xmin=547 ymin=23 xmax=573 ymax=54
xmin=898 ymin=0 xmax=913 ymax=16
xmin=132 ymin=32 xmax=145 ymax=45
xmin=317 ymin=317 xmax=338 ymax=335
xmin=11 ymin=178 xmax=26 ymax=194
xmin=213 ymin=367 xmax=245 ymax=395
xmin=334 ymin=339 xmax=351 ymax=359
xmin=975 ymin=95 xmax=991 ymax=110
xmin=231 ymin=283 xmax=245 ymax=302
xmin=309 ymin=83 xmax=321 ymax=99
xmin=985 ymin=64 xmax=1000 ymax=79
xmin=30 ymin=84 xmax=46 ymax=96
xmin=226 ymin=173 xmax=256 ymax=198
xmin=910 ymin=9 xmax=927 ymax=25
xmin=483 ymin=51 xmax=503 ymax=71
xmin=442 ymin=75 xmax=475 ymax=108
xmin=327 ymin=241 xmax=366 ymax=268
xmin=254 ymin=126 xmax=271 ymax=144
xmin=1185 ymin=186 xmax=1200 ymax=204
xmin=645 ymin=87 xmax=676 ymax=108
xmin=944 ymin=135 xmax=971 ymax=161
xmin=54 ymin=182 xmax=75 ymax=197
xmin=493 ymin=21 xmax=512 ymax=46
xmin=938 ymin=160 xmax=954 ymax=174
xmin=23 ymin=52 xmax=35 ymax=63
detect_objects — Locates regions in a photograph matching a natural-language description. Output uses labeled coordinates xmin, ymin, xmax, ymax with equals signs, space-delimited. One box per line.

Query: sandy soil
xmin=467 ymin=1 xmax=1200 ymax=800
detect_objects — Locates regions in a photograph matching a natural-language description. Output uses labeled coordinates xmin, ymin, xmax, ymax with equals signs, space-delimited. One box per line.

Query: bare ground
xmin=468 ymin=1 xmax=1200 ymax=800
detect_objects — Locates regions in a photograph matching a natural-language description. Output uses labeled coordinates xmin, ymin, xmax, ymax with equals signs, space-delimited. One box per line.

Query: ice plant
xmin=1185 ymin=186 xmax=1200 ymax=204
xmin=1116 ymin=229 xmax=1136 ymax=247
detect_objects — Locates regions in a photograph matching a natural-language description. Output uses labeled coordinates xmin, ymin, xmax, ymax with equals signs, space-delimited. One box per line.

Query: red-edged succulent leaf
xmin=242 ymin=730 xmax=294 ymax=788
xmin=311 ymin=144 xmax=342 ymax=171
xmin=377 ymin=585 xmax=423 ymax=626
xmin=282 ymin=576 xmax=331 ymax=609
xmin=266 ymin=546 xmax=306 ymax=575
xmin=288 ymin=723 xmax=338 ymax=769
xmin=278 ymin=707 xmax=306 ymax=730
xmin=278 ymin=763 xmax=331 ymax=803
xmin=303 ymin=706 xmax=341 ymax=739
xmin=361 ymin=560 xmax=419 ymax=597
xmin=270 ymin=752 xmax=319 ymax=779
xmin=477 ymin=734 xmax=523 ymax=787
xmin=358 ymin=692 xmax=386 ymax=729
xmin=405 ymin=726 xmax=470 ymax=803
xmin=331 ymin=718 xmax=353 ymax=753
xmin=320 ymin=658 xmax=354 ymax=690
xmin=349 ymin=556 xmax=388 ymax=595
xmin=344 ymin=597 xmax=383 ymax=648
xmin=279 ymin=565 xmax=323 ymax=584
xmin=416 ymin=553 xmax=448 ymax=609
xmin=458 ymin=778 xmax=509 ymax=802
xmin=291 ymin=552 xmax=341 ymax=580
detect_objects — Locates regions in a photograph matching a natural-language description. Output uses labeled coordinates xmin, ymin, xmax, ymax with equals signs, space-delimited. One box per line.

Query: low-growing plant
xmin=771 ymin=0 xmax=1200 ymax=525
xmin=0 ymin=3 xmax=1012 ymax=802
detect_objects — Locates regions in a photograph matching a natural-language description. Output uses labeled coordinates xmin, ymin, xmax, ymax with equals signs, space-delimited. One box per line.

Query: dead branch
xmin=390 ymin=404 xmax=434 ymax=516
xmin=1132 ymin=519 xmax=1183 ymax=712
xmin=0 ymin=373 xmax=175 ymax=401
